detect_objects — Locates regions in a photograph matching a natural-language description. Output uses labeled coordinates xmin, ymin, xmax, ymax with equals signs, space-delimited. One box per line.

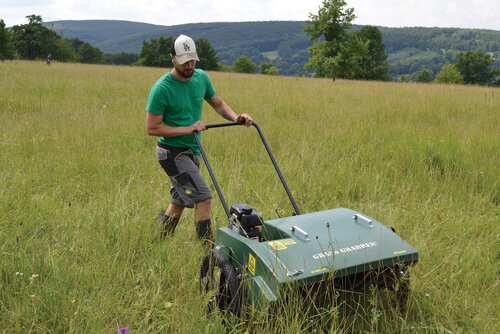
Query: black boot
xmin=195 ymin=219 xmax=213 ymax=243
xmin=158 ymin=210 xmax=180 ymax=239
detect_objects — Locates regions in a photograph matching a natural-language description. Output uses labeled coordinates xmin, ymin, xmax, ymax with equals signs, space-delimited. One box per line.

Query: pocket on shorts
xmin=157 ymin=147 xmax=179 ymax=176
xmin=175 ymin=172 xmax=199 ymax=194
xmin=156 ymin=146 xmax=169 ymax=161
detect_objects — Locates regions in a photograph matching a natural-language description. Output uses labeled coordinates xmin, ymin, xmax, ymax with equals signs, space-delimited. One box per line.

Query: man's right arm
xmin=145 ymin=111 xmax=206 ymax=137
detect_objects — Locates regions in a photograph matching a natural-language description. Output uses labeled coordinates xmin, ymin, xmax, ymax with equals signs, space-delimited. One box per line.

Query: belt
xmin=157 ymin=142 xmax=190 ymax=152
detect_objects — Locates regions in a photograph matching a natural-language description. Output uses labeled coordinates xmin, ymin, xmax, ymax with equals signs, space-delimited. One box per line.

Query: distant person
xmin=145 ymin=34 xmax=253 ymax=243
xmin=46 ymin=54 xmax=51 ymax=66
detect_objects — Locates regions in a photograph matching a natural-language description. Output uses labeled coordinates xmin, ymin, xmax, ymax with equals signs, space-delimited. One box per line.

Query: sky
xmin=1 ymin=0 xmax=499 ymax=30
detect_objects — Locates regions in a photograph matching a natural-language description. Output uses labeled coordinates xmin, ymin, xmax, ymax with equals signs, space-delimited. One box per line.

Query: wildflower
xmin=16 ymin=272 xmax=23 ymax=276
xmin=117 ymin=327 xmax=128 ymax=334
xmin=370 ymin=307 xmax=377 ymax=313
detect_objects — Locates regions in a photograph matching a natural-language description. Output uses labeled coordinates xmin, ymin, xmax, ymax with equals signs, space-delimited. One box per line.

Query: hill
xmin=45 ymin=20 xmax=500 ymax=79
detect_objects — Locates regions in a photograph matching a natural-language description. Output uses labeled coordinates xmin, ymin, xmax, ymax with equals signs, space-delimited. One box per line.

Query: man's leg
xmin=158 ymin=203 xmax=185 ymax=239
xmin=194 ymin=198 xmax=213 ymax=241
xmin=166 ymin=203 xmax=185 ymax=218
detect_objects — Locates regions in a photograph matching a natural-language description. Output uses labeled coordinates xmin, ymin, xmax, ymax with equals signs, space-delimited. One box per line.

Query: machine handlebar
xmin=193 ymin=121 xmax=301 ymax=218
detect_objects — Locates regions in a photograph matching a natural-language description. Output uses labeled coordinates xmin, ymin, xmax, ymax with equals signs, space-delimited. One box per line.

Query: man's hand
xmin=190 ymin=120 xmax=207 ymax=133
xmin=236 ymin=113 xmax=253 ymax=127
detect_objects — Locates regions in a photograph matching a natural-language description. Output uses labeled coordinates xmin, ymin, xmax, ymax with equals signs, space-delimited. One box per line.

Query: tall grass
xmin=0 ymin=61 xmax=498 ymax=333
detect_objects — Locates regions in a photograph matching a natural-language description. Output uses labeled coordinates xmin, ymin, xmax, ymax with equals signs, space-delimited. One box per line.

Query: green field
xmin=0 ymin=61 xmax=498 ymax=333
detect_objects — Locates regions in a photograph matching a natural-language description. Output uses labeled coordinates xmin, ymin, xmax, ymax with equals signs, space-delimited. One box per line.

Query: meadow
xmin=0 ymin=60 xmax=498 ymax=333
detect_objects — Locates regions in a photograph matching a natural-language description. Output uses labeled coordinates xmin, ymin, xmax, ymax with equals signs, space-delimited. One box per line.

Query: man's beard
xmin=178 ymin=67 xmax=194 ymax=79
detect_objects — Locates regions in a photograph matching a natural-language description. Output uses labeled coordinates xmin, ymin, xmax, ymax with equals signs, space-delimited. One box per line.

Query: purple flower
xmin=118 ymin=327 xmax=128 ymax=334
xmin=370 ymin=307 xmax=377 ymax=313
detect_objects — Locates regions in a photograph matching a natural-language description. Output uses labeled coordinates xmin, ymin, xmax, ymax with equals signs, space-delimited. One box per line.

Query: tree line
xmin=0 ymin=15 xmax=277 ymax=75
xmin=0 ymin=15 xmax=138 ymax=65
xmin=401 ymin=51 xmax=500 ymax=85
xmin=136 ymin=35 xmax=279 ymax=74
xmin=2 ymin=12 xmax=498 ymax=85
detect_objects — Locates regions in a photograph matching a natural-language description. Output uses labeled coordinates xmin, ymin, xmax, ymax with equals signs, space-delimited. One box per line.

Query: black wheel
xmin=388 ymin=264 xmax=411 ymax=309
xmin=200 ymin=248 xmax=241 ymax=316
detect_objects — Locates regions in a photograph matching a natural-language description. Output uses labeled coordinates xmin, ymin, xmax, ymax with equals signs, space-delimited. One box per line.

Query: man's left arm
xmin=206 ymin=94 xmax=253 ymax=126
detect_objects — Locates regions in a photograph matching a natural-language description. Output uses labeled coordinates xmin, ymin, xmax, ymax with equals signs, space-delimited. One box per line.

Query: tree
xmin=49 ymin=38 xmax=76 ymax=62
xmin=303 ymin=0 xmax=356 ymax=80
xmin=456 ymin=51 xmax=496 ymax=86
xmin=0 ymin=19 xmax=16 ymax=60
xmin=66 ymin=38 xmax=85 ymax=52
xmin=434 ymin=61 xmax=464 ymax=84
xmin=415 ymin=68 xmax=432 ymax=83
xmin=398 ymin=74 xmax=412 ymax=83
xmin=137 ymin=36 xmax=173 ymax=68
xmin=10 ymin=15 xmax=75 ymax=61
xmin=66 ymin=38 xmax=105 ymax=63
xmin=219 ymin=64 xmax=233 ymax=72
xmin=77 ymin=42 xmax=103 ymax=63
xmin=493 ymin=67 xmax=500 ymax=87
xmin=232 ymin=56 xmax=257 ymax=73
xmin=11 ymin=15 xmax=45 ymax=59
xmin=260 ymin=62 xmax=279 ymax=75
xmin=351 ymin=26 xmax=391 ymax=81
xmin=59 ymin=37 xmax=104 ymax=64
xmin=195 ymin=38 xmax=219 ymax=71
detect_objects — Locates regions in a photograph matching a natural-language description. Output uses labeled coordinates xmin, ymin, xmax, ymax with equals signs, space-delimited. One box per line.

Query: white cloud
xmin=349 ymin=0 xmax=500 ymax=29
xmin=1 ymin=0 xmax=498 ymax=30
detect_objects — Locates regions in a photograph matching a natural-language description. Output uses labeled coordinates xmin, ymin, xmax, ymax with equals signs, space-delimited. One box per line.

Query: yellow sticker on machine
xmin=281 ymin=239 xmax=296 ymax=246
xmin=311 ymin=267 xmax=328 ymax=274
xmin=248 ymin=253 xmax=256 ymax=275
xmin=267 ymin=238 xmax=296 ymax=251
xmin=393 ymin=250 xmax=407 ymax=255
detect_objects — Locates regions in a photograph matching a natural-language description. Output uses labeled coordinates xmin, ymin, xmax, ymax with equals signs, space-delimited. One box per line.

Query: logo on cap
xmin=183 ymin=43 xmax=190 ymax=52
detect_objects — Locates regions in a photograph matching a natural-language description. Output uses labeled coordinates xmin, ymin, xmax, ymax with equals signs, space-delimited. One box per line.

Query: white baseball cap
xmin=171 ymin=34 xmax=200 ymax=64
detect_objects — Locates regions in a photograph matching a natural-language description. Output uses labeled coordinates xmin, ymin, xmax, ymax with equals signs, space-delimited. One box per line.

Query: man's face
xmin=172 ymin=56 xmax=196 ymax=79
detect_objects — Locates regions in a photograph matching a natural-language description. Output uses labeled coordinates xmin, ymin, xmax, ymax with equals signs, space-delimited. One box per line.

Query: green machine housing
xmin=217 ymin=205 xmax=417 ymax=307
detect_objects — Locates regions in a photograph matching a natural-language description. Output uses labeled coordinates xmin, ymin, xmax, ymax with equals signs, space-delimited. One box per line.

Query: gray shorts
xmin=156 ymin=144 xmax=212 ymax=208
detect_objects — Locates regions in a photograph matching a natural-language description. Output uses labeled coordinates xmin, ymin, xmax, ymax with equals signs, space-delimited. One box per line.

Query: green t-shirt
xmin=146 ymin=69 xmax=216 ymax=155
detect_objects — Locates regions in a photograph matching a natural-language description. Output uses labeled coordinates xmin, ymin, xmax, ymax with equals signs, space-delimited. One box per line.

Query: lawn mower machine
xmin=196 ymin=122 xmax=418 ymax=316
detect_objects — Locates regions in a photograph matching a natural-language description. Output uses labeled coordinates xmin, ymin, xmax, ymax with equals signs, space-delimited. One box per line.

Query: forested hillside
xmin=44 ymin=20 xmax=500 ymax=79
xmin=380 ymin=27 xmax=500 ymax=78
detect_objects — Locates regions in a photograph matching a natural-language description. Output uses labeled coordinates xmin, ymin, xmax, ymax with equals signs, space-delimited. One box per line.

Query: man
xmin=146 ymin=34 xmax=252 ymax=243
